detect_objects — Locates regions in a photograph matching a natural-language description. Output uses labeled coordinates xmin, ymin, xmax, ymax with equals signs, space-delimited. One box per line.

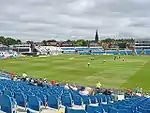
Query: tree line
xmin=0 ymin=36 xmax=21 ymax=46
xmin=0 ymin=35 xmax=135 ymax=47
xmin=42 ymin=38 xmax=134 ymax=44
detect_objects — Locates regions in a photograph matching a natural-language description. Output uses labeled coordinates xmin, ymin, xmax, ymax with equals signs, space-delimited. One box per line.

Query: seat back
xmin=89 ymin=96 xmax=98 ymax=104
xmin=36 ymin=93 xmax=47 ymax=106
xmin=73 ymin=95 xmax=83 ymax=106
xmin=108 ymin=107 xmax=118 ymax=113
xmin=85 ymin=105 xmax=103 ymax=113
xmin=118 ymin=109 xmax=129 ymax=113
xmin=14 ymin=92 xmax=26 ymax=107
xmin=139 ymin=107 xmax=150 ymax=113
xmin=62 ymin=95 xmax=73 ymax=107
xmin=3 ymin=90 xmax=14 ymax=97
xmin=65 ymin=107 xmax=86 ymax=113
xmin=100 ymin=104 xmax=112 ymax=113
xmin=48 ymin=95 xmax=59 ymax=109
xmin=118 ymin=105 xmax=133 ymax=113
xmin=81 ymin=95 xmax=91 ymax=105
xmin=0 ymin=95 xmax=16 ymax=113
xmin=27 ymin=95 xmax=42 ymax=112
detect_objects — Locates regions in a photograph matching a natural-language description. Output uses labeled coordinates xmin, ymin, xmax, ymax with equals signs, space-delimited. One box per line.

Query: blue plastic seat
xmin=0 ymin=95 xmax=17 ymax=113
xmin=36 ymin=93 xmax=47 ymax=106
xmin=81 ymin=95 xmax=91 ymax=105
xmin=73 ymin=95 xmax=83 ymax=106
xmin=100 ymin=104 xmax=112 ymax=113
xmin=3 ymin=90 xmax=14 ymax=97
xmin=27 ymin=95 xmax=42 ymax=112
xmin=47 ymin=95 xmax=60 ymax=109
xmin=89 ymin=95 xmax=98 ymax=104
xmin=118 ymin=105 xmax=133 ymax=113
xmin=65 ymin=107 xmax=87 ymax=113
xmin=138 ymin=107 xmax=150 ymax=113
xmin=118 ymin=109 xmax=129 ymax=113
xmin=85 ymin=105 xmax=104 ymax=113
xmin=61 ymin=95 xmax=73 ymax=107
xmin=96 ymin=95 xmax=102 ymax=104
xmin=108 ymin=107 xmax=118 ymax=113
xmin=14 ymin=92 xmax=27 ymax=108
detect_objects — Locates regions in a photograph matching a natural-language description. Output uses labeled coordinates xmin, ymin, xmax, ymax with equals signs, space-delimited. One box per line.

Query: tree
xmin=76 ymin=40 xmax=83 ymax=47
xmin=101 ymin=38 xmax=114 ymax=43
xmin=42 ymin=40 xmax=47 ymax=46
xmin=47 ymin=40 xmax=57 ymax=42
xmin=0 ymin=36 xmax=5 ymax=44
xmin=66 ymin=39 xmax=72 ymax=43
xmin=26 ymin=40 xmax=34 ymax=44
xmin=16 ymin=39 xmax=22 ymax=44
xmin=5 ymin=37 xmax=17 ymax=46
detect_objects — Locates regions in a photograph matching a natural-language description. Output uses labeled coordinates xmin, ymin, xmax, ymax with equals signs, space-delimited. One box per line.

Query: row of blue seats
xmin=0 ymin=78 xmax=64 ymax=112
xmin=65 ymin=97 xmax=150 ymax=113
xmin=62 ymin=48 xmax=150 ymax=55
xmin=136 ymin=49 xmax=150 ymax=55
xmin=61 ymin=48 xmax=103 ymax=51
xmin=0 ymin=74 xmax=150 ymax=113
xmin=0 ymin=77 xmax=116 ymax=113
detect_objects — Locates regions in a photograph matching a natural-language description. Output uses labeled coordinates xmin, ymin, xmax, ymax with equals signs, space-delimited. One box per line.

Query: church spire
xmin=95 ymin=29 xmax=99 ymax=43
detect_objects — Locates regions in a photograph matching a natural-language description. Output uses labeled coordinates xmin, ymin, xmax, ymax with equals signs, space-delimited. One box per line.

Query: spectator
xmin=135 ymin=87 xmax=139 ymax=93
xmin=140 ymin=88 xmax=143 ymax=94
xmin=56 ymin=83 xmax=60 ymax=86
xmin=68 ymin=85 xmax=74 ymax=90
xmin=72 ymin=85 xmax=78 ymax=91
xmin=44 ymin=77 xmax=47 ymax=81
xmin=13 ymin=75 xmax=17 ymax=81
xmin=126 ymin=88 xmax=131 ymax=95
xmin=22 ymin=72 xmax=27 ymax=81
xmin=37 ymin=78 xmax=43 ymax=87
xmin=96 ymin=82 xmax=102 ymax=89
xmin=10 ymin=72 xmax=15 ymax=77
xmin=51 ymin=80 xmax=55 ymax=85
xmin=79 ymin=86 xmax=89 ymax=95
xmin=145 ymin=93 xmax=150 ymax=98
xmin=64 ymin=84 xmax=69 ymax=89
xmin=29 ymin=78 xmax=35 ymax=86
xmin=86 ymin=87 xmax=94 ymax=95
xmin=103 ymin=89 xmax=112 ymax=95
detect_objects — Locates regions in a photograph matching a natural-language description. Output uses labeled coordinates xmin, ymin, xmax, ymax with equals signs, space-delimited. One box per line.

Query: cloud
xmin=0 ymin=0 xmax=150 ymax=41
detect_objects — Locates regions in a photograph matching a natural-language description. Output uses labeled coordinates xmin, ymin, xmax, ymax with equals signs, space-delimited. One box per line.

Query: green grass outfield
xmin=0 ymin=55 xmax=150 ymax=90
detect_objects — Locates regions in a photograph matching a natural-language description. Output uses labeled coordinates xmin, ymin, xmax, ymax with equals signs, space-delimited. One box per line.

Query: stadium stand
xmin=0 ymin=72 xmax=150 ymax=113
xmin=0 ymin=45 xmax=21 ymax=60
xmin=60 ymin=46 xmax=150 ymax=55
xmin=105 ymin=50 xmax=118 ymax=55
xmin=135 ymin=49 xmax=142 ymax=55
xmin=35 ymin=46 xmax=62 ymax=55
xmin=144 ymin=49 xmax=150 ymax=55
xmin=2 ymin=43 xmax=150 ymax=57
xmin=0 ymin=50 xmax=19 ymax=59
xmin=61 ymin=47 xmax=104 ymax=55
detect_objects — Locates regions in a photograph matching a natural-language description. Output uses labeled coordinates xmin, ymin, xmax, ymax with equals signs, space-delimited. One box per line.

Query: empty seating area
xmin=144 ymin=49 xmax=150 ymax=55
xmin=61 ymin=47 xmax=150 ymax=55
xmin=61 ymin=47 xmax=104 ymax=55
xmin=135 ymin=49 xmax=143 ymax=55
xmin=105 ymin=50 xmax=118 ymax=55
xmin=0 ymin=73 xmax=150 ymax=113
xmin=135 ymin=49 xmax=150 ymax=55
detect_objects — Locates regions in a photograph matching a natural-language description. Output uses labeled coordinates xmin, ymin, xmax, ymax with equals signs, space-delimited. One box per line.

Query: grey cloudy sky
xmin=0 ymin=0 xmax=150 ymax=41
